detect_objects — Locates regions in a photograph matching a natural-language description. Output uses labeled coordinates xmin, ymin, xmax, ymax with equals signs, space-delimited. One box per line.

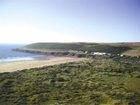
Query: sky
xmin=0 ymin=0 xmax=140 ymax=44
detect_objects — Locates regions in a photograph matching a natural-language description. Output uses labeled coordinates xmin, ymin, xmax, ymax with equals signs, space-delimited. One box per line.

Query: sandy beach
xmin=0 ymin=57 xmax=87 ymax=73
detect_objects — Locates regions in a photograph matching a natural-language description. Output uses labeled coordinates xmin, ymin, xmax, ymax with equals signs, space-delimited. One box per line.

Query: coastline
xmin=0 ymin=54 xmax=61 ymax=64
xmin=0 ymin=57 xmax=88 ymax=73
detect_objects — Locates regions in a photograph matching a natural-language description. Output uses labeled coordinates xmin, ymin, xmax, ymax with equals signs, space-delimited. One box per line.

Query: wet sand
xmin=0 ymin=57 xmax=87 ymax=73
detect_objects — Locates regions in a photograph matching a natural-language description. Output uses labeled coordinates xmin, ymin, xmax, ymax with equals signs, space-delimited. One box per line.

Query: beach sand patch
xmin=0 ymin=57 xmax=87 ymax=73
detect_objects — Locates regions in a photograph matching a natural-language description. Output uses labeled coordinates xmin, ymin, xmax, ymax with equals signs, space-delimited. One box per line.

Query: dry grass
xmin=123 ymin=46 xmax=140 ymax=56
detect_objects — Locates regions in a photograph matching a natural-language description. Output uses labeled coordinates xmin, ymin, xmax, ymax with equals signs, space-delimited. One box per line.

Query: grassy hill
xmin=0 ymin=56 xmax=140 ymax=105
xmin=1 ymin=42 xmax=140 ymax=105
xmin=122 ymin=43 xmax=140 ymax=56
xmin=106 ymin=42 xmax=140 ymax=56
xmin=22 ymin=42 xmax=133 ymax=54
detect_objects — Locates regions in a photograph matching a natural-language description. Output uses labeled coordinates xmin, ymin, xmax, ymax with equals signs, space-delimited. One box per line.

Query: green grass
xmin=15 ymin=42 xmax=140 ymax=57
xmin=124 ymin=78 xmax=140 ymax=93
xmin=23 ymin=42 xmax=132 ymax=54
xmin=0 ymin=56 xmax=140 ymax=105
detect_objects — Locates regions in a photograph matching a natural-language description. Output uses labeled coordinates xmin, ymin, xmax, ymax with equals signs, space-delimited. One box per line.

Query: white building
xmin=91 ymin=52 xmax=111 ymax=56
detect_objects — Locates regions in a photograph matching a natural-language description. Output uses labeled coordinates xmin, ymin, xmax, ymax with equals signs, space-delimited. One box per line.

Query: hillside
xmin=1 ymin=42 xmax=140 ymax=105
xmin=16 ymin=42 xmax=137 ymax=55
xmin=0 ymin=56 xmax=140 ymax=105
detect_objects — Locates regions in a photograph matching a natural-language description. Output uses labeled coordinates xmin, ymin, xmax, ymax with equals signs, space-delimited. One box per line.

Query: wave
xmin=0 ymin=56 xmax=35 ymax=63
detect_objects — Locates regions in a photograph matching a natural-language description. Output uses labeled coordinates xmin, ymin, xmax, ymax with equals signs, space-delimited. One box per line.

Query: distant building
xmin=120 ymin=54 xmax=124 ymax=57
xmin=85 ymin=51 xmax=88 ymax=54
xmin=91 ymin=52 xmax=111 ymax=56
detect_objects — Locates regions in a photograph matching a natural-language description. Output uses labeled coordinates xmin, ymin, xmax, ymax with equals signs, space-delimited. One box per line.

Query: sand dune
xmin=0 ymin=57 xmax=87 ymax=73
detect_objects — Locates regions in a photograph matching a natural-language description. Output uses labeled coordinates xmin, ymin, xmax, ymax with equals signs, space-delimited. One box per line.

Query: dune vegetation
xmin=0 ymin=42 xmax=140 ymax=105
xmin=0 ymin=55 xmax=140 ymax=105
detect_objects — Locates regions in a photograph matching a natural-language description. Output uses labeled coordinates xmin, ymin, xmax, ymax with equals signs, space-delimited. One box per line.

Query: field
xmin=123 ymin=46 xmax=140 ymax=56
xmin=108 ymin=42 xmax=140 ymax=56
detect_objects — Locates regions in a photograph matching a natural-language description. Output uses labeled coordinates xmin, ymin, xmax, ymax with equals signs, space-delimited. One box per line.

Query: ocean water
xmin=0 ymin=44 xmax=48 ymax=63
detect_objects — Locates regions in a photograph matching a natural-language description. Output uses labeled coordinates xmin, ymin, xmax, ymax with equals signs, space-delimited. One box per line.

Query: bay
xmin=0 ymin=44 xmax=52 ymax=63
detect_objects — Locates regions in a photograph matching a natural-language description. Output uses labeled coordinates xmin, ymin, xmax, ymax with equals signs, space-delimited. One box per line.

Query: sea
xmin=0 ymin=44 xmax=54 ymax=63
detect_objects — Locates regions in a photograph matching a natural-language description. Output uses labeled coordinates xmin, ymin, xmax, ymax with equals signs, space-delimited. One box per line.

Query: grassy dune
xmin=0 ymin=56 xmax=140 ymax=105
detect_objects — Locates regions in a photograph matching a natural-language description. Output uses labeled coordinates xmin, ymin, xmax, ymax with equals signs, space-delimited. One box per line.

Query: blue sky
xmin=0 ymin=0 xmax=140 ymax=43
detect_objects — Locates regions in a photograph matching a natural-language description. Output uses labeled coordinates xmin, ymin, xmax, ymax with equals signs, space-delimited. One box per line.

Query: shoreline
xmin=0 ymin=54 xmax=63 ymax=64
xmin=0 ymin=57 xmax=87 ymax=73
